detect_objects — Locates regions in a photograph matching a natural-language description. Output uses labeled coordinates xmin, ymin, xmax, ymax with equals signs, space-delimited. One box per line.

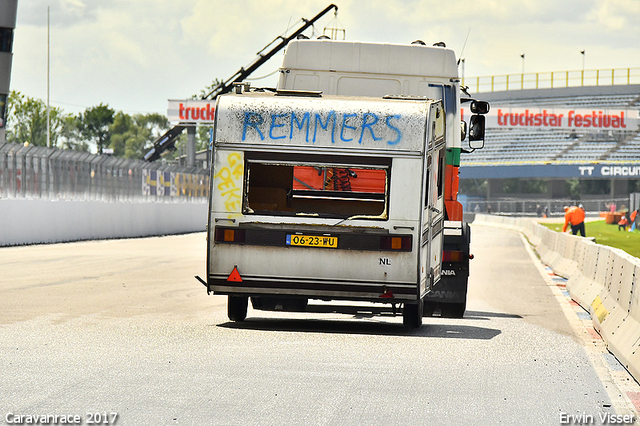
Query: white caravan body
xmin=206 ymin=91 xmax=446 ymax=320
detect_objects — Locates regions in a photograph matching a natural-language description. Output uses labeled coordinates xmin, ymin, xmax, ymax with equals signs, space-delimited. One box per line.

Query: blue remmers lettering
xmin=290 ymin=112 xmax=310 ymax=142
xmin=340 ymin=113 xmax=357 ymax=142
xmin=244 ymin=109 xmax=403 ymax=146
xmin=313 ymin=111 xmax=336 ymax=143
xmin=359 ymin=113 xmax=382 ymax=144
xmin=269 ymin=113 xmax=287 ymax=140
xmin=242 ymin=111 xmax=265 ymax=141
xmin=386 ymin=115 xmax=402 ymax=145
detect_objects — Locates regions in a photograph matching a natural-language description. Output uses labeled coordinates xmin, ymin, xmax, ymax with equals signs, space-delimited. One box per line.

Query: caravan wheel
xmin=228 ymin=296 xmax=248 ymax=322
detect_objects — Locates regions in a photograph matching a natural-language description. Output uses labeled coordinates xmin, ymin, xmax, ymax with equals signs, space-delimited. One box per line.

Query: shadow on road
xmin=463 ymin=310 xmax=523 ymax=320
xmin=218 ymin=316 xmax=501 ymax=340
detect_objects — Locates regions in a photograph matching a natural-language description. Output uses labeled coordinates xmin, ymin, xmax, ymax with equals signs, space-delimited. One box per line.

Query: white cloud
xmin=587 ymin=0 xmax=640 ymax=30
xmin=60 ymin=0 xmax=87 ymax=18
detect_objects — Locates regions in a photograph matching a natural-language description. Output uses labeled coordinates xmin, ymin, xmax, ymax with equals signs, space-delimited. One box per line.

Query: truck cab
xmin=276 ymin=39 xmax=486 ymax=318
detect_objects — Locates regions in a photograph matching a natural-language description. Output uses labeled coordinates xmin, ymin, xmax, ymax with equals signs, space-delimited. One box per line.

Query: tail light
xmin=442 ymin=250 xmax=464 ymax=262
xmin=380 ymin=235 xmax=412 ymax=251
xmin=214 ymin=227 xmax=246 ymax=243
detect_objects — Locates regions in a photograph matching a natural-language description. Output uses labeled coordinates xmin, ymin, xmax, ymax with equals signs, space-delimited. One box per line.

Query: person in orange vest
xmin=562 ymin=204 xmax=586 ymax=236
xmin=630 ymin=209 xmax=638 ymax=232
xmin=618 ymin=215 xmax=629 ymax=231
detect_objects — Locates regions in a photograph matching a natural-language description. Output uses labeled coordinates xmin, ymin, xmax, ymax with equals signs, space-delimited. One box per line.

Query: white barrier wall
xmin=0 ymin=199 xmax=208 ymax=246
xmin=474 ymin=214 xmax=640 ymax=383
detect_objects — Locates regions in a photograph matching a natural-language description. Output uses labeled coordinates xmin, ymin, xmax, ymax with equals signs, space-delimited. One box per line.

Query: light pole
xmin=47 ymin=6 xmax=50 ymax=148
xmin=520 ymin=54 xmax=525 ymax=89
xmin=580 ymin=50 xmax=585 ymax=86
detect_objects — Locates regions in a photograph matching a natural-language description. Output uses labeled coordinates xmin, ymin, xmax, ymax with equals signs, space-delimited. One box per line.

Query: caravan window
xmin=243 ymin=156 xmax=389 ymax=219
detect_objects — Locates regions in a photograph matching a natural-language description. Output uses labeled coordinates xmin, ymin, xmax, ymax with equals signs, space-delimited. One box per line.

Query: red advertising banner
xmin=482 ymin=107 xmax=639 ymax=130
xmin=167 ymin=100 xmax=216 ymax=124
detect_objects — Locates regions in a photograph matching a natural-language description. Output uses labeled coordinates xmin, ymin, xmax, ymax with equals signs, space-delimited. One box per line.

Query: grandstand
xmin=459 ymin=84 xmax=640 ymax=214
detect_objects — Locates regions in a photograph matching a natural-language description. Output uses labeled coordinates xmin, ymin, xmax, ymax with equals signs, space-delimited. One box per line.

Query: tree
xmin=137 ymin=113 xmax=169 ymax=142
xmin=166 ymin=126 xmax=211 ymax=163
xmin=59 ymin=114 xmax=89 ymax=152
xmin=567 ymin=179 xmax=610 ymax=198
xmin=130 ymin=113 xmax=169 ymax=159
xmin=5 ymin=91 xmax=173 ymax=158
xmin=108 ymin=112 xmax=170 ymax=160
xmin=81 ymin=104 xmax=114 ymax=154
xmin=5 ymin=90 xmax=67 ymax=147
xmin=459 ymin=179 xmax=488 ymax=197
xmin=502 ymin=178 xmax=547 ymax=194
xmin=197 ymin=78 xmax=224 ymax=100
xmin=197 ymin=125 xmax=213 ymax=151
xmin=109 ymin=112 xmax=134 ymax=157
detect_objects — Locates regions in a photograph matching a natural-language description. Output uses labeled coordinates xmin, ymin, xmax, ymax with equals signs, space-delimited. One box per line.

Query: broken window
xmin=244 ymin=158 xmax=389 ymax=219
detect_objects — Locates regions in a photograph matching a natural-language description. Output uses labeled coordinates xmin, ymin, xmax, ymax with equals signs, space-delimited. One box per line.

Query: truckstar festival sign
xmin=484 ymin=107 xmax=639 ymax=130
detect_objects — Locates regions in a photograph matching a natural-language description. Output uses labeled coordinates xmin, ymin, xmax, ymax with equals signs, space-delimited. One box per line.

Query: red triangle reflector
xmin=379 ymin=289 xmax=394 ymax=298
xmin=227 ymin=266 xmax=242 ymax=282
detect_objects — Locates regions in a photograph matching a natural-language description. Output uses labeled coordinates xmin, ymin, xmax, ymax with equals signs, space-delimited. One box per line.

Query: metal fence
xmin=0 ymin=142 xmax=209 ymax=202
xmin=463 ymin=67 xmax=640 ymax=93
xmin=464 ymin=197 xmax=631 ymax=217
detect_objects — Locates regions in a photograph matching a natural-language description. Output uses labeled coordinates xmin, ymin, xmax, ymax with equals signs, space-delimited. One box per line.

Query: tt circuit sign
xmin=580 ymin=165 xmax=640 ymax=177
xmin=461 ymin=163 xmax=640 ymax=179
xmin=483 ymin=107 xmax=639 ymax=130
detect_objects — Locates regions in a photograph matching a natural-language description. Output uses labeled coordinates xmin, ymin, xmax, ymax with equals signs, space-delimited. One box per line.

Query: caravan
xmin=203 ymin=89 xmax=447 ymax=328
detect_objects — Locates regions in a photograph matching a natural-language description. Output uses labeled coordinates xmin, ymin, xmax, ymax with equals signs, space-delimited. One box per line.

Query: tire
xmin=423 ymin=301 xmax=437 ymax=317
xmin=250 ymin=297 xmax=263 ymax=310
xmin=283 ymin=297 xmax=308 ymax=312
xmin=439 ymin=301 xmax=466 ymax=318
xmin=403 ymin=300 xmax=423 ymax=328
xmin=250 ymin=297 xmax=308 ymax=312
xmin=228 ymin=296 xmax=248 ymax=322
xmin=251 ymin=296 xmax=278 ymax=311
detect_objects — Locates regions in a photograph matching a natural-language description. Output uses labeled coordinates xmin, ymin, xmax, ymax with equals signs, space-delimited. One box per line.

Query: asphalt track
xmin=0 ymin=225 xmax=639 ymax=425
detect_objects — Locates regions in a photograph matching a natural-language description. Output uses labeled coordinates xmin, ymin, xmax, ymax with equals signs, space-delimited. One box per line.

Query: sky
xmin=9 ymin=0 xmax=640 ymax=117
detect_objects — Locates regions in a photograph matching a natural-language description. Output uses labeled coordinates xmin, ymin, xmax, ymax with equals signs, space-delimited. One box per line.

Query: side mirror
xmin=470 ymin=101 xmax=490 ymax=115
xmin=460 ymin=120 xmax=467 ymax=141
xmin=469 ymin=115 xmax=485 ymax=149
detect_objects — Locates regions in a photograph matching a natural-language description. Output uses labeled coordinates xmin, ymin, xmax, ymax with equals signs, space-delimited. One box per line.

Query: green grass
xmin=539 ymin=220 xmax=640 ymax=259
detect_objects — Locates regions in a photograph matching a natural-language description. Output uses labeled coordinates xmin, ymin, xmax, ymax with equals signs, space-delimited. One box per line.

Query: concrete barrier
xmin=0 ymin=199 xmax=208 ymax=246
xmin=473 ymin=214 xmax=640 ymax=382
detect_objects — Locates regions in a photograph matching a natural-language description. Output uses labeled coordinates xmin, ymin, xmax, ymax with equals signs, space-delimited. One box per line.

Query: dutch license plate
xmin=286 ymin=234 xmax=337 ymax=248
